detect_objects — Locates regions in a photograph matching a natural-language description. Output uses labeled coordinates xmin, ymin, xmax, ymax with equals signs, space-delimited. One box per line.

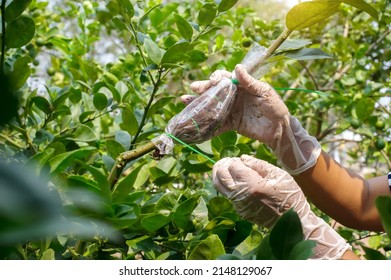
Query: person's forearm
xmin=294 ymin=150 xmax=389 ymax=231
xmin=341 ymin=250 xmax=361 ymax=260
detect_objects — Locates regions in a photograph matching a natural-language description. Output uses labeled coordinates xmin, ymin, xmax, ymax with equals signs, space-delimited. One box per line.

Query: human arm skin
xmin=341 ymin=250 xmax=361 ymax=260
xmin=294 ymin=150 xmax=390 ymax=231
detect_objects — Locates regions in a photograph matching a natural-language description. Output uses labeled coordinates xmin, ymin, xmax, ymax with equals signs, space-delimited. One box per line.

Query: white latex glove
xmin=188 ymin=65 xmax=321 ymax=175
xmin=212 ymin=155 xmax=350 ymax=260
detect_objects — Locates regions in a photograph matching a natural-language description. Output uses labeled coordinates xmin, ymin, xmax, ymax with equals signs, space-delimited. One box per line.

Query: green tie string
xmin=165 ymin=133 xmax=216 ymax=164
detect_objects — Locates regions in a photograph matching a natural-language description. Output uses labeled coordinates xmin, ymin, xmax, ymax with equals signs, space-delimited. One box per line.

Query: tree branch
xmin=108 ymin=140 xmax=158 ymax=188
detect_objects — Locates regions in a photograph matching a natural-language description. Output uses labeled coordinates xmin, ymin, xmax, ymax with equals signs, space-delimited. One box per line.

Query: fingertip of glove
xmin=213 ymin=157 xmax=242 ymax=175
xmin=240 ymin=154 xmax=257 ymax=166
xmin=190 ymin=80 xmax=210 ymax=93
xmin=240 ymin=155 xmax=270 ymax=177
xmin=213 ymin=157 xmax=235 ymax=168
xmin=180 ymin=95 xmax=196 ymax=105
xmin=213 ymin=157 xmax=232 ymax=175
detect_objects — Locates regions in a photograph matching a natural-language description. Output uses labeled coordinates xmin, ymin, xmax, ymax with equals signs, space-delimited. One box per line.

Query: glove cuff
xmin=273 ymin=115 xmax=322 ymax=175
xmin=302 ymin=211 xmax=351 ymax=260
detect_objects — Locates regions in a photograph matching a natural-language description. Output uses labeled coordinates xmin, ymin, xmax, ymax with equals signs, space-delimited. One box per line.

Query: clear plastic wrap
xmin=153 ymin=43 xmax=271 ymax=154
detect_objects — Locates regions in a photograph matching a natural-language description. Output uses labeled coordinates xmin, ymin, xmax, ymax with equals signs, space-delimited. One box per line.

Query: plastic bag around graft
xmin=240 ymin=43 xmax=270 ymax=79
xmin=153 ymin=77 xmax=237 ymax=154
xmin=152 ymin=43 xmax=271 ymax=155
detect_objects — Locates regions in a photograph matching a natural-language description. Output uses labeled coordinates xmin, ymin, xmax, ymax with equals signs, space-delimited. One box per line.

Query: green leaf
xmin=112 ymin=16 xmax=129 ymax=31
xmin=285 ymin=48 xmax=333 ymax=61
xmin=115 ymin=82 xmax=128 ymax=101
xmin=188 ymin=234 xmax=225 ymax=260
xmin=141 ymin=213 xmax=171 ymax=232
xmin=69 ymin=88 xmax=82 ymax=104
xmin=6 ymin=15 xmax=35 ymax=48
xmin=51 ymin=104 xmax=71 ymax=120
xmin=77 ymin=162 xmax=111 ymax=202
xmin=198 ymin=3 xmax=217 ymax=26
xmin=207 ymin=196 xmax=234 ymax=220
xmin=120 ymin=106 xmax=139 ymax=136
xmin=368 ymin=235 xmax=382 ymax=249
xmin=117 ymin=0 xmax=134 ymax=18
xmin=234 ymin=228 xmax=263 ymax=258
xmin=79 ymin=111 xmax=95 ymax=123
xmin=126 ymin=235 xmax=160 ymax=254
xmin=257 ymin=235 xmax=276 ymax=259
xmin=155 ymin=192 xmax=179 ymax=217
xmin=362 ymin=246 xmax=387 ymax=260
xmin=32 ymin=96 xmax=52 ymax=115
xmin=146 ymin=96 xmax=175 ymax=119
xmin=161 ymin=41 xmax=190 ymax=64
xmin=341 ymin=0 xmax=378 ymax=20
xmin=286 ymin=1 xmax=341 ymax=30
xmin=131 ymin=165 xmax=150 ymax=190
xmin=211 ymin=131 xmax=237 ymax=153
xmin=49 ymin=147 xmax=96 ymax=175
xmin=269 ymin=209 xmax=304 ymax=260
xmin=5 ymin=0 xmax=32 ymax=23
xmin=220 ymin=145 xmax=240 ymax=158
xmin=67 ymin=175 xmax=100 ymax=192
xmin=217 ymin=254 xmax=243 ymax=260
xmin=226 ymin=220 xmax=253 ymax=247
xmin=174 ymin=14 xmax=193 ymax=41
xmin=174 ymin=196 xmax=200 ymax=229
xmin=68 ymin=124 xmax=97 ymax=142
xmin=115 ymin=130 xmax=131 ymax=150
xmin=104 ymin=84 xmax=121 ymax=103
xmin=217 ymin=0 xmax=238 ymax=12
xmin=276 ymin=39 xmax=312 ymax=53
xmin=355 ymin=98 xmax=375 ymax=121
xmin=8 ymin=56 xmax=31 ymax=90
xmin=53 ymin=92 xmax=70 ymax=108
xmin=187 ymin=49 xmax=208 ymax=63
xmin=113 ymin=164 xmax=150 ymax=202
xmin=376 ymin=196 xmax=391 ymax=240
xmin=288 ymin=240 xmax=316 ymax=260
xmin=144 ymin=38 xmax=164 ymax=65
xmin=40 ymin=248 xmax=55 ymax=260
xmin=93 ymin=93 xmax=108 ymax=111
xmin=106 ymin=140 xmax=125 ymax=158
xmin=111 ymin=203 xmax=140 ymax=229
xmin=25 ymin=148 xmax=55 ymax=175
xmin=182 ymin=155 xmax=212 ymax=173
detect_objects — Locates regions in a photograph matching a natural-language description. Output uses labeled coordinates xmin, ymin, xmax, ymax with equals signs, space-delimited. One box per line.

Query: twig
xmin=247 ymin=28 xmax=293 ymax=75
xmin=130 ymin=71 xmax=161 ymax=148
xmin=108 ymin=141 xmax=157 ymax=188
xmin=380 ymin=150 xmax=391 ymax=169
xmin=0 ymin=133 xmax=24 ymax=150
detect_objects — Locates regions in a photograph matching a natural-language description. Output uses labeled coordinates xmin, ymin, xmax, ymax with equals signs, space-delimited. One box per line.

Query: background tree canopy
xmin=0 ymin=0 xmax=390 ymax=260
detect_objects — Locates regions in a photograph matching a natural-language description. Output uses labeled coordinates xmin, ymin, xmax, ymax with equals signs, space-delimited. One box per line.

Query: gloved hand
xmin=212 ymin=155 xmax=350 ymax=260
xmin=188 ymin=65 xmax=321 ymax=175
